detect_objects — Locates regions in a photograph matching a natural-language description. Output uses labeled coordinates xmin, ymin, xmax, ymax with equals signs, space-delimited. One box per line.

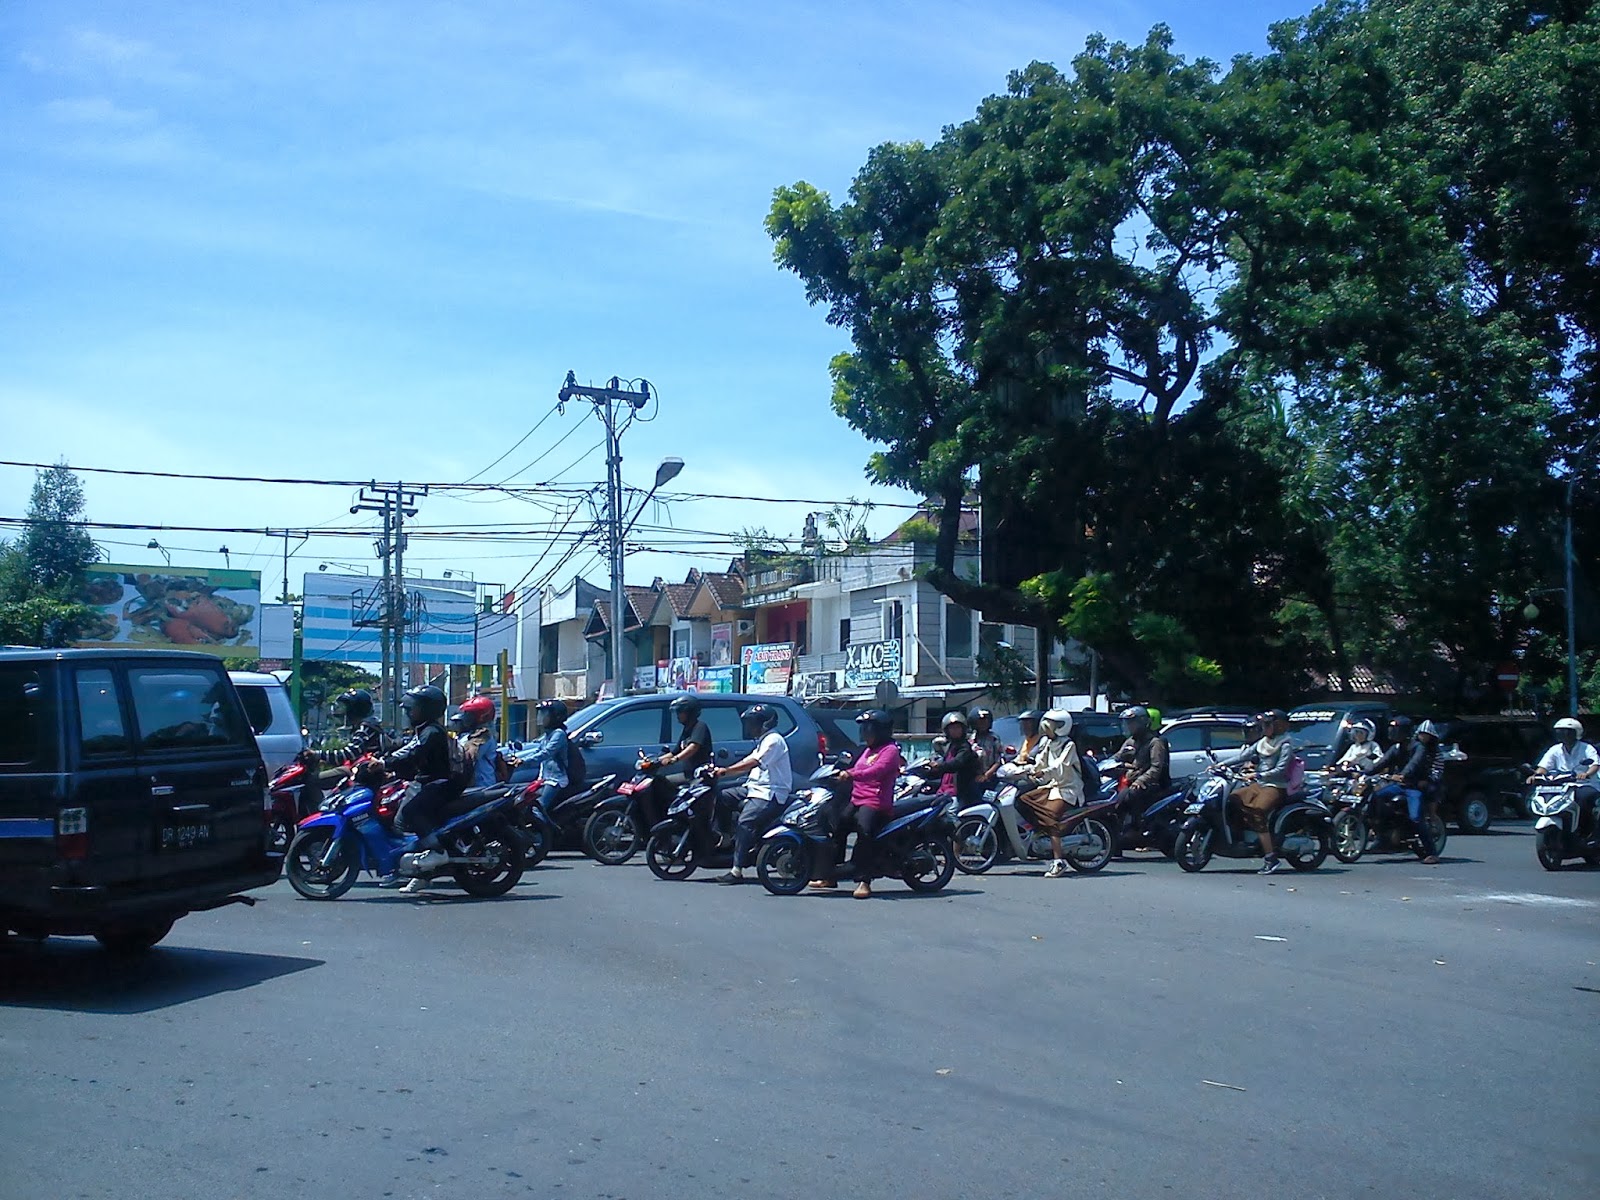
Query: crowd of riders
xmin=310 ymin=684 xmax=1597 ymax=892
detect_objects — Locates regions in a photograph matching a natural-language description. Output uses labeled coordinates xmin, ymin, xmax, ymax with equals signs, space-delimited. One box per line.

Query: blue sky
xmin=1 ymin=0 xmax=1306 ymax=602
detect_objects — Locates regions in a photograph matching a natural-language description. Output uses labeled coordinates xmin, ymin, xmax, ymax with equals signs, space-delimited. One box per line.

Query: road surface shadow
xmin=358 ymin=891 xmax=558 ymax=905
xmin=0 ymin=939 xmax=323 ymax=1015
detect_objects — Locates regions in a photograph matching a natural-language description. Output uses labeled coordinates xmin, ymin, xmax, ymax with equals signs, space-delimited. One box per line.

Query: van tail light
xmin=57 ymin=807 xmax=89 ymax=860
xmin=818 ymin=733 xmax=829 ymax=757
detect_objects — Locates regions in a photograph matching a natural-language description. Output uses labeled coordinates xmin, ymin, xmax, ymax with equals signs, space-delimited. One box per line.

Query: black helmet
xmin=670 ymin=695 xmax=702 ymax=722
xmin=1119 ymin=705 xmax=1151 ymax=734
xmin=400 ymin=684 xmax=447 ymax=728
xmin=536 ymin=698 xmax=569 ymax=730
xmin=968 ymin=706 xmax=994 ymax=728
xmin=1018 ymin=708 xmax=1043 ymax=727
xmin=855 ymin=708 xmax=892 ymax=746
xmin=740 ymin=704 xmax=779 ymax=737
xmin=1387 ymin=714 xmax=1415 ymax=740
xmin=334 ymin=688 xmax=373 ymax=724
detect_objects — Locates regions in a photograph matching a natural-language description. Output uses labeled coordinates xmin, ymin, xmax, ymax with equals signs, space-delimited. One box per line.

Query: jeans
xmin=1374 ymin=783 xmax=1437 ymax=857
xmin=726 ymin=784 xmax=786 ymax=869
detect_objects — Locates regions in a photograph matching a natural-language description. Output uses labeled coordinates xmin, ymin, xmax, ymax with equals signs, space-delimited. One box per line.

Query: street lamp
xmin=146 ymin=539 xmax=171 ymax=566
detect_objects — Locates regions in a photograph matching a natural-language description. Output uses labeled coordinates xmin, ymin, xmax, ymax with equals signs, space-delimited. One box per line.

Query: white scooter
xmin=953 ymin=760 xmax=1116 ymax=873
xmin=1529 ymin=773 xmax=1600 ymax=870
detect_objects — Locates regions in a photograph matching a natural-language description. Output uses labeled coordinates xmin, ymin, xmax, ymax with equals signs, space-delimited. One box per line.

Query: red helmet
xmin=460 ymin=695 xmax=496 ymax=728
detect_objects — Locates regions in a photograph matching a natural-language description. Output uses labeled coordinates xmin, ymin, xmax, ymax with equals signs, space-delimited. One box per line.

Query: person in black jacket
xmin=917 ymin=712 xmax=983 ymax=806
xmin=640 ymin=694 xmax=715 ymax=832
xmin=384 ymin=685 xmax=459 ymax=891
xmin=1367 ymin=717 xmax=1441 ymax=864
xmin=327 ymin=688 xmax=392 ymax=765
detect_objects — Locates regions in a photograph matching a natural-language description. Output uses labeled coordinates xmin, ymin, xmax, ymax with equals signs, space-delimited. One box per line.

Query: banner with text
xmin=740 ymin=642 xmax=794 ymax=696
xmin=843 ymin=639 xmax=902 ymax=690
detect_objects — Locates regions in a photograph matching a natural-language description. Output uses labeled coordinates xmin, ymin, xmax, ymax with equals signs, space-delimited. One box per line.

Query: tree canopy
xmin=0 ymin=464 xmax=103 ymax=648
xmin=769 ymin=0 xmax=1597 ymax=707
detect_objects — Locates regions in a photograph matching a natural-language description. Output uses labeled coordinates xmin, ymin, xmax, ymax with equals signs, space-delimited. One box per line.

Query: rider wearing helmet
xmin=329 ymin=688 xmax=391 ymax=765
xmin=1113 ymin=704 xmax=1171 ymax=821
xmin=642 ymin=695 xmax=715 ymax=831
xmin=1224 ymin=709 xmax=1296 ymax=874
xmin=712 ymin=705 xmax=793 ymax=883
xmin=968 ymin=707 xmax=1003 ymax=788
xmin=810 ymin=709 xmax=905 ymax=899
xmin=1015 ymin=709 xmax=1087 ymax=877
xmin=1370 ymin=718 xmax=1446 ymax=864
xmin=1333 ymin=720 xmax=1382 ymax=774
xmin=916 ymin=711 xmax=983 ymax=807
xmin=382 ymin=684 xmax=457 ymax=889
xmin=1012 ymin=709 xmax=1046 ymax=764
xmin=523 ymin=699 xmax=573 ymax=813
xmin=1530 ymin=717 xmax=1600 ymax=830
xmin=457 ymin=694 xmax=500 ymax=788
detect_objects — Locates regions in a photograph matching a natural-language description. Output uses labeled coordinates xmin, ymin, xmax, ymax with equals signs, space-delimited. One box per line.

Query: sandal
xmin=807 ymin=880 xmax=837 ymax=891
xmin=853 ymin=882 xmax=872 ymax=899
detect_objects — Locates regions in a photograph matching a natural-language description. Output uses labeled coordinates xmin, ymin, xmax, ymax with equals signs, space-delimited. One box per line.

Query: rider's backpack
xmin=446 ymin=734 xmax=474 ymax=789
xmin=1077 ymin=745 xmax=1102 ymax=800
xmin=492 ymin=750 xmax=512 ymax=785
xmin=565 ymin=736 xmax=588 ymax=792
xmin=1286 ymin=753 xmax=1308 ymax=796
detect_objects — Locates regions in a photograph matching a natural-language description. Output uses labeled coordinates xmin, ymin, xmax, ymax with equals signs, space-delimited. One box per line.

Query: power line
xmin=459 ymin=401 xmax=561 ymax=484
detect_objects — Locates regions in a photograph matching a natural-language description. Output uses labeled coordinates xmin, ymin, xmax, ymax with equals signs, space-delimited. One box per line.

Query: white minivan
xmin=228 ymin=671 xmax=303 ymax=776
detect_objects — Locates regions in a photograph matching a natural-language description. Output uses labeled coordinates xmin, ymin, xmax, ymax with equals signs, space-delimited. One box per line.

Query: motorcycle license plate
xmin=159 ymin=822 xmax=212 ymax=851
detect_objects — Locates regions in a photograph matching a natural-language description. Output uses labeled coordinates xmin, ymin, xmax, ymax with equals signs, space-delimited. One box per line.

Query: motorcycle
xmin=1528 ymin=773 xmax=1600 ymax=870
xmin=755 ymin=764 xmax=960 ymax=895
xmin=1326 ymin=774 xmax=1447 ymax=864
xmin=952 ymin=761 xmax=1118 ymax=874
xmin=583 ymin=756 xmax=679 ymax=866
xmin=1173 ymin=767 xmax=1333 ymax=872
xmin=266 ymin=750 xmax=324 ymax=854
xmin=643 ymin=765 xmax=750 ymax=881
xmin=513 ymin=772 xmax=621 ymax=864
xmin=285 ymin=779 xmax=525 ymax=900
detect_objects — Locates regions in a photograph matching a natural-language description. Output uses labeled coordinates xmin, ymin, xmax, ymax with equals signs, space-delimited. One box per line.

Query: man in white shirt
xmin=1533 ymin=717 xmax=1599 ymax=781
xmin=711 ymin=704 xmax=793 ymax=883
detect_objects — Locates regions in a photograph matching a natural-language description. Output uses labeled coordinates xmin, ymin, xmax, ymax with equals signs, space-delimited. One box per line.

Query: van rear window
xmin=127 ymin=666 xmax=251 ymax=751
xmin=236 ymin=686 xmax=274 ymax=736
xmin=0 ymin=667 xmax=45 ymax=767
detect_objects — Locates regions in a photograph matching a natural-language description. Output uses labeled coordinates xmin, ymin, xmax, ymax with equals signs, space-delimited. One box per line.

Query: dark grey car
xmin=512 ymin=693 xmax=823 ymax=789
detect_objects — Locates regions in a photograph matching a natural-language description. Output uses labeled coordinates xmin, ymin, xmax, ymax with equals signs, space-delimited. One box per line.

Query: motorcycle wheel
xmin=903 ymin=837 xmax=958 ymax=892
xmin=285 ymin=828 xmax=359 ymax=900
xmin=1285 ymin=823 xmax=1329 ymax=872
xmin=1418 ymin=814 xmax=1448 ymax=861
xmin=756 ymin=834 xmax=810 ymax=895
xmin=584 ymin=808 xmax=642 ymax=866
xmin=953 ymin=818 xmax=999 ymax=874
xmin=645 ymin=831 xmax=697 ymax=881
xmin=1174 ymin=826 xmax=1213 ymax=873
xmin=1065 ymin=818 xmax=1114 ymax=874
xmin=268 ymin=818 xmax=294 ymax=858
xmin=451 ymin=825 xmax=524 ymax=897
xmin=518 ymin=820 xmax=552 ymax=869
xmin=1536 ymin=827 xmax=1565 ymax=871
xmin=1457 ymin=792 xmax=1493 ymax=834
xmin=1331 ymin=811 xmax=1366 ymax=863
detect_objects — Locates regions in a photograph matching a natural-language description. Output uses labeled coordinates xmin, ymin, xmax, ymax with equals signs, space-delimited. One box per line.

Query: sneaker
xmin=401 ymin=877 xmax=429 ymax=895
xmin=716 ymin=871 xmax=745 ymax=885
xmin=1258 ymin=857 xmax=1285 ymax=875
xmin=1044 ymin=860 xmax=1069 ymax=878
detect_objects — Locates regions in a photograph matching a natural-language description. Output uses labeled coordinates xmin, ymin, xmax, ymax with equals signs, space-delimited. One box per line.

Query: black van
xmin=0 ymin=649 xmax=281 ymax=951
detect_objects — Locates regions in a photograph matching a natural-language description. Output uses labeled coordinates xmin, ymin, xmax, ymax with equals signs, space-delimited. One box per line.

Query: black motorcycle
xmin=1327 ymin=776 xmax=1447 ymax=864
xmin=1105 ymin=768 xmax=1189 ymax=859
xmin=1173 ymin=767 xmax=1333 ymax=872
xmin=583 ymin=755 xmax=679 ymax=866
xmin=643 ymin=765 xmax=752 ymax=880
xmin=755 ymin=765 xmax=960 ymax=895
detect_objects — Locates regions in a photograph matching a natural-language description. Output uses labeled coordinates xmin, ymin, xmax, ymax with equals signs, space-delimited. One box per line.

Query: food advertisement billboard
xmin=75 ymin=566 xmax=263 ymax=655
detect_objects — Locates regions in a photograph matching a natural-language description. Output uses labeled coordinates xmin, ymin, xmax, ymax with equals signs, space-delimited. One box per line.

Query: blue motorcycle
xmin=755 ymin=764 xmax=960 ymax=895
xmin=285 ymin=780 xmax=526 ymax=900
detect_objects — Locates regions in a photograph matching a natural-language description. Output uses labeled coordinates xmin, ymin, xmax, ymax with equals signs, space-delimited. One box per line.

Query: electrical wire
xmin=458 ymin=401 xmax=562 ymax=485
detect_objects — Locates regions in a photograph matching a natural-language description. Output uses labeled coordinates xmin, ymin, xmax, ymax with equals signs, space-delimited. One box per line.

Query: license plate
xmin=159 ymin=823 xmax=212 ymax=850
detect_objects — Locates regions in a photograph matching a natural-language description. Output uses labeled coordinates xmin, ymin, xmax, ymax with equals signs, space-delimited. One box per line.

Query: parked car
xmin=229 ymin=670 xmax=304 ymax=776
xmin=511 ymin=693 xmax=825 ymax=791
xmin=1287 ymin=702 xmax=1394 ymax=772
xmin=1441 ymin=716 xmax=1552 ymax=829
xmin=805 ymin=706 xmax=867 ymax=757
xmin=1159 ymin=713 xmax=1260 ymax=782
xmin=0 ymin=648 xmax=281 ymax=952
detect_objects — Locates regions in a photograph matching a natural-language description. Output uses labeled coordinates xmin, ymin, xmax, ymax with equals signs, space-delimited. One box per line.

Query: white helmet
xmin=1554 ymin=717 xmax=1584 ymax=736
xmin=1415 ymin=720 xmax=1444 ymax=740
xmin=1349 ymin=720 xmax=1375 ymax=741
xmin=1040 ymin=709 xmax=1073 ymax=738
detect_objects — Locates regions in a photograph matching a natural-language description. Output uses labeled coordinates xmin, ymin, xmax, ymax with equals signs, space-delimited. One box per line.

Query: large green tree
xmin=0 ymin=464 xmax=103 ymax=648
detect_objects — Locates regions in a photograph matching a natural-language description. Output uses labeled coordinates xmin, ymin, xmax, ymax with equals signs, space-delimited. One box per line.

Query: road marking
xmin=1452 ymin=892 xmax=1598 ymax=909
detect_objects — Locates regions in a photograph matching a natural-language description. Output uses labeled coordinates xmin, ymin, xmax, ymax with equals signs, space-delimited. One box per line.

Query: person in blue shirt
xmin=522 ymin=699 xmax=572 ymax=812
xmin=455 ymin=694 xmax=501 ymax=789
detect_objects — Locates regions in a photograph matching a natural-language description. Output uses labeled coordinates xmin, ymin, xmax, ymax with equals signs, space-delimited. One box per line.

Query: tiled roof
xmin=664 ymin=582 xmax=696 ymax=618
xmin=703 ymin=571 xmax=745 ymax=610
xmin=623 ymin=585 xmax=660 ymax=628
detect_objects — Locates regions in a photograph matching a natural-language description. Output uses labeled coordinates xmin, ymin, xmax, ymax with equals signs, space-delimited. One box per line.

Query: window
xmin=838 ymin=618 xmax=850 ymax=651
xmin=0 ymin=667 xmax=45 ymax=767
xmin=76 ymin=668 xmax=130 ymax=757
xmin=884 ymin=601 xmax=904 ymax=643
xmin=126 ymin=666 xmax=250 ymax=751
xmin=1164 ymin=726 xmax=1207 ymax=754
xmin=979 ymin=622 xmax=1005 ymax=657
xmin=700 ymin=703 xmax=746 ymax=745
xmin=236 ymin=685 xmax=274 ymax=736
xmin=945 ymin=603 xmax=974 ymax=659
xmin=1207 ymin=726 xmax=1251 ymax=752
xmin=794 ymin=619 xmax=807 ymax=655
xmin=539 ymin=626 xmax=559 ymax=676
xmin=672 ymin=627 xmax=691 ymax=658
xmin=594 ymin=704 xmax=668 ymax=751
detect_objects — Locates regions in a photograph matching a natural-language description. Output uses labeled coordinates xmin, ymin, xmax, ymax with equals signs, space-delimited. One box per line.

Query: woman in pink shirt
xmin=810 ymin=709 xmax=904 ymax=899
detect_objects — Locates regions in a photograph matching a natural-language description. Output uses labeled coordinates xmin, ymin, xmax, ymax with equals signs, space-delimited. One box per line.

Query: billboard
xmin=300 ymin=572 xmax=516 ymax=666
xmin=658 ymin=657 xmax=697 ymax=691
xmin=710 ymin=622 xmax=734 ymax=667
xmin=697 ymin=665 xmax=737 ymax=694
xmin=74 ymin=566 xmax=262 ymax=656
xmin=843 ymin=639 xmax=902 ymax=690
xmin=740 ymin=642 xmax=794 ymax=696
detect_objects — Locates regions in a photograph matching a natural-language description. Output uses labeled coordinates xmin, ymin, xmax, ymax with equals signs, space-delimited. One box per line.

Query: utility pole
xmin=558 ymin=372 xmax=653 ymax=696
xmin=351 ymin=483 xmax=427 ymax=722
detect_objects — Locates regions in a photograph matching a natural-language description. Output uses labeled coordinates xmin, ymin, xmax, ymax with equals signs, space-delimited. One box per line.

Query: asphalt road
xmin=3 ymin=823 xmax=1597 ymax=1200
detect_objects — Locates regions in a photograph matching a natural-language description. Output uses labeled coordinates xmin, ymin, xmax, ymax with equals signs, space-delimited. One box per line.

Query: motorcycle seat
xmin=891 ymin=796 xmax=941 ymax=820
xmin=440 ymin=785 xmax=511 ymax=820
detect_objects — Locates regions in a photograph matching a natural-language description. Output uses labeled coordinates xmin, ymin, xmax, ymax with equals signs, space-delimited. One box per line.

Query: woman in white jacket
xmin=1015 ymin=709 xmax=1085 ymax=878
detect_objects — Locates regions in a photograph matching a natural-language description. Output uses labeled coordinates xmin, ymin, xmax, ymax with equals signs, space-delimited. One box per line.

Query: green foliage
xmin=0 ymin=464 xmax=103 ymax=648
xmin=976 ymin=640 xmax=1035 ymax=710
xmin=0 ymin=593 xmax=100 ymax=648
xmin=822 ymin=498 xmax=876 ymax=552
xmin=299 ymin=660 xmax=380 ymax=711
xmin=896 ymin=517 xmax=940 ymax=545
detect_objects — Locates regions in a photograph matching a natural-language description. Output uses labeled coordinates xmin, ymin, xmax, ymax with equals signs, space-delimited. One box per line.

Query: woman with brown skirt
xmin=1014 ymin=709 xmax=1085 ymax=878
